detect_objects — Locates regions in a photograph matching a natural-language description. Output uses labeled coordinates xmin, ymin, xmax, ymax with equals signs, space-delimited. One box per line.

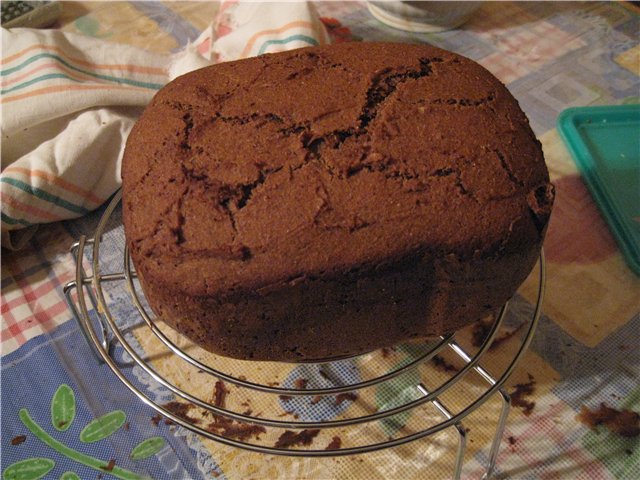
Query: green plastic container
xmin=557 ymin=104 xmax=640 ymax=276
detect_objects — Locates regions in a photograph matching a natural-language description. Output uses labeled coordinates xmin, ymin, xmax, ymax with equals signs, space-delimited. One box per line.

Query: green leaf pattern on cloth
xmin=130 ymin=437 xmax=166 ymax=461
xmin=2 ymin=458 xmax=55 ymax=480
xmin=51 ymin=384 xmax=75 ymax=432
xmin=79 ymin=410 xmax=126 ymax=443
xmin=17 ymin=409 xmax=142 ymax=480
xmin=375 ymin=367 xmax=422 ymax=437
xmin=59 ymin=472 xmax=80 ymax=480
xmin=3 ymin=384 xmax=166 ymax=480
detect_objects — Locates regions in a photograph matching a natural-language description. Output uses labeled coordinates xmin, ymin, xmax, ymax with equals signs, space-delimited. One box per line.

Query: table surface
xmin=2 ymin=2 xmax=639 ymax=479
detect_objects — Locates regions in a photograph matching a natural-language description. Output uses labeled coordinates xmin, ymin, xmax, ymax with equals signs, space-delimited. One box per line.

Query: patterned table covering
xmin=2 ymin=2 xmax=639 ymax=479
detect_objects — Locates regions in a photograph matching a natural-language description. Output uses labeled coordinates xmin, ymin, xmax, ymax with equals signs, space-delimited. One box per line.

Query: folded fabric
xmin=0 ymin=27 xmax=168 ymax=249
xmin=1 ymin=1 xmax=328 ymax=250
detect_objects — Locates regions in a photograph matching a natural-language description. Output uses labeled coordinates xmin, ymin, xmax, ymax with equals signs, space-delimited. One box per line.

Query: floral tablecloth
xmin=2 ymin=2 xmax=639 ymax=479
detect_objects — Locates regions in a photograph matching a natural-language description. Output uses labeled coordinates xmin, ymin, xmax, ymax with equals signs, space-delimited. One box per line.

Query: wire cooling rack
xmin=64 ymin=190 xmax=545 ymax=479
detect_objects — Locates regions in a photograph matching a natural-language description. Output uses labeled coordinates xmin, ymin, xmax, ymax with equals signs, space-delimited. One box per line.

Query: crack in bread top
xmin=122 ymin=42 xmax=552 ymax=296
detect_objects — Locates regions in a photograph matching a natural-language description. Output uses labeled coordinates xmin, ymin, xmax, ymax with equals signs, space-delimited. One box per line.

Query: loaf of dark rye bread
xmin=122 ymin=42 xmax=554 ymax=362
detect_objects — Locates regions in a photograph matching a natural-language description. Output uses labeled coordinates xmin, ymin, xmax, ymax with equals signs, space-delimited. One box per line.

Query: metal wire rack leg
xmin=417 ymin=383 xmax=467 ymax=480
xmin=64 ymin=237 xmax=134 ymax=368
xmin=63 ymin=238 xmax=106 ymax=364
xmin=483 ymin=390 xmax=511 ymax=479
xmin=447 ymin=341 xmax=514 ymax=478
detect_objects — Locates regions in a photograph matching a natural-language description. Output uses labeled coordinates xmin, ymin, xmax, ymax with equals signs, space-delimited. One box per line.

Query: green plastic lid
xmin=557 ymin=104 xmax=640 ymax=276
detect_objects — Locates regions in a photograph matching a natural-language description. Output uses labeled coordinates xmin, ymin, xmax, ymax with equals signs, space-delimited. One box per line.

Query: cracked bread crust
xmin=122 ymin=42 xmax=554 ymax=362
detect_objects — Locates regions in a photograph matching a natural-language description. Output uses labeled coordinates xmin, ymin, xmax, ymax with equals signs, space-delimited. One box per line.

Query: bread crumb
xmin=213 ymin=380 xmax=229 ymax=407
xmin=577 ymin=403 xmax=640 ymax=438
xmin=335 ymin=392 xmax=358 ymax=405
xmin=100 ymin=459 xmax=116 ymax=472
xmin=10 ymin=435 xmax=26 ymax=445
xmin=294 ymin=378 xmax=308 ymax=389
xmin=275 ymin=429 xmax=320 ymax=448
xmin=163 ymin=401 xmax=201 ymax=424
xmin=510 ymin=374 xmax=536 ymax=416
xmin=432 ymin=354 xmax=458 ymax=373
xmin=325 ymin=436 xmax=342 ymax=450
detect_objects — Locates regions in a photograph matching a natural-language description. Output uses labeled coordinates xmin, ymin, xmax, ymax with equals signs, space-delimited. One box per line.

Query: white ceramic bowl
xmin=367 ymin=1 xmax=482 ymax=33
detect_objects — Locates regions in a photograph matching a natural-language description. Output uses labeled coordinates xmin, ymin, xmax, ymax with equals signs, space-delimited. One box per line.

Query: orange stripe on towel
xmin=0 ymin=83 xmax=150 ymax=104
xmin=3 ymin=167 xmax=106 ymax=206
xmin=0 ymin=193 xmax=63 ymax=221
xmin=2 ymin=44 xmax=166 ymax=76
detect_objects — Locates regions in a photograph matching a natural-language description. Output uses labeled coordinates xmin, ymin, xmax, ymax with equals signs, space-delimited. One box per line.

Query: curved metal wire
xmin=65 ymin=191 xmax=545 ymax=460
